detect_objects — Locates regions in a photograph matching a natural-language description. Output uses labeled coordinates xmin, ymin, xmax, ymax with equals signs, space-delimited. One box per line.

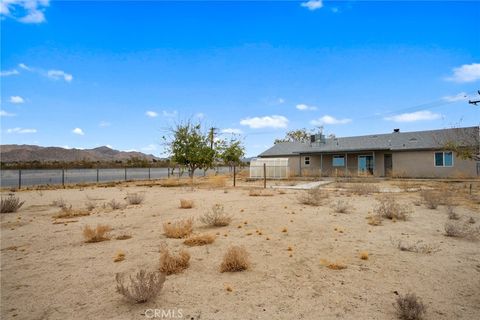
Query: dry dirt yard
xmin=1 ymin=179 xmax=479 ymax=320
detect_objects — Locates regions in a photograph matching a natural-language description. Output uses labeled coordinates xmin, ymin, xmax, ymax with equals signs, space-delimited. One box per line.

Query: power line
xmin=468 ymin=90 xmax=480 ymax=106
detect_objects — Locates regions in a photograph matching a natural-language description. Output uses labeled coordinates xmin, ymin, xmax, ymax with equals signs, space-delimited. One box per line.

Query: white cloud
xmin=0 ymin=69 xmax=19 ymax=77
xmin=18 ymin=63 xmax=31 ymax=71
xmin=47 ymin=70 xmax=73 ymax=82
xmin=195 ymin=112 xmax=205 ymax=119
xmin=145 ymin=111 xmax=158 ymax=118
xmin=105 ymin=144 xmax=113 ymax=149
xmin=221 ymin=128 xmax=243 ymax=135
xmin=311 ymin=115 xmax=352 ymax=125
xmin=301 ymin=0 xmax=323 ymax=11
xmin=142 ymin=144 xmax=157 ymax=152
xmin=72 ymin=128 xmax=85 ymax=135
xmin=1 ymin=0 xmax=49 ymax=24
xmin=384 ymin=110 xmax=441 ymax=122
xmin=7 ymin=127 xmax=37 ymax=134
xmin=99 ymin=121 xmax=111 ymax=127
xmin=296 ymin=103 xmax=317 ymax=111
xmin=162 ymin=110 xmax=178 ymax=118
xmin=277 ymin=98 xmax=285 ymax=104
xmin=9 ymin=96 xmax=25 ymax=104
xmin=445 ymin=63 xmax=480 ymax=83
xmin=0 ymin=110 xmax=16 ymax=117
xmin=442 ymin=92 xmax=468 ymax=102
xmin=240 ymin=115 xmax=289 ymax=129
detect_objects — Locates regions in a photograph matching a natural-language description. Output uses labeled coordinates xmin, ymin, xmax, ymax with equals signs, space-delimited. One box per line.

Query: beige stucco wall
xmin=391 ymin=150 xmax=478 ymax=178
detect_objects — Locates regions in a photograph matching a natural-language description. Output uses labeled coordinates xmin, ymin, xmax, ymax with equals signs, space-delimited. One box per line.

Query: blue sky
xmin=1 ymin=0 xmax=479 ymax=157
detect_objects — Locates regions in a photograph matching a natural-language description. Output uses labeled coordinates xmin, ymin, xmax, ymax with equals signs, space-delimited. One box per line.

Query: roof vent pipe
xmin=393 ymin=128 xmax=400 ymax=133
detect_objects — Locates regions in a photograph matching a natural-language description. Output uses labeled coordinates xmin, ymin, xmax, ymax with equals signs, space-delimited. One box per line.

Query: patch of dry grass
xmin=249 ymin=189 xmax=274 ymax=197
xmin=320 ymin=259 xmax=347 ymax=270
xmin=395 ymin=293 xmax=426 ymax=320
xmin=163 ymin=218 xmax=193 ymax=238
xmin=199 ymin=204 xmax=232 ymax=227
xmin=108 ymin=199 xmax=126 ymax=210
xmin=113 ymin=250 xmax=126 ymax=262
xmin=51 ymin=198 xmax=67 ymax=208
xmin=116 ymin=269 xmax=166 ymax=303
xmin=1 ymin=195 xmax=25 ymax=213
xmin=366 ymin=215 xmax=382 ymax=226
xmin=159 ymin=245 xmax=191 ymax=275
xmin=179 ymin=199 xmax=194 ymax=209
xmin=420 ymin=190 xmax=442 ymax=209
xmin=375 ymin=196 xmax=410 ymax=221
xmin=298 ymin=188 xmax=328 ymax=206
xmin=53 ymin=206 xmax=90 ymax=219
xmin=206 ymin=175 xmax=228 ymax=188
xmin=359 ymin=251 xmax=369 ymax=260
xmin=183 ymin=233 xmax=215 ymax=246
xmin=220 ymin=246 xmax=250 ymax=272
xmin=83 ymin=224 xmax=112 ymax=243
xmin=116 ymin=234 xmax=132 ymax=240
xmin=348 ymin=183 xmax=379 ymax=195
xmin=391 ymin=238 xmax=438 ymax=254
xmin=333 ymin=199 xmax=351 ymax=213
xmin=126 ymin=193 xmax=145 ymax=205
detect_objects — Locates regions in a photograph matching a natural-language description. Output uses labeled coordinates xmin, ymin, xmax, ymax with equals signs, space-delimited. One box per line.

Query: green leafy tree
xmin=274 ymin=128 xmax=313 ymax=144
xmin=220 ymin=139 xmax=245 ymax=167
xmin=165 ymin=122 xmax=216 ymax=177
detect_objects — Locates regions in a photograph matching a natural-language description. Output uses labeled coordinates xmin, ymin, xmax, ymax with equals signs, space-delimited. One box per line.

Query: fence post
xmin=62 ymin=169 xmax=65 ymax=187
xmin=125 ymin=168 xmax=127 ymax=181
xmin=263 ymin=163 xmax=266 ymax=189
xmin=168 ymin=167 xmax=170 ymax=178
xmin=96 ymin=168 xmax=99 ymax=183
xmin=18 ymin=169 xmax=22 ymax=189
xmin=148 ymin=168 xmax=151 ymax=180
xmin=233 ymin=165 xmax=236 ymax=187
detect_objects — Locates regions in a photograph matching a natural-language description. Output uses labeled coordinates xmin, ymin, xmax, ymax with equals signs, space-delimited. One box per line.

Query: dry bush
xmin=116 ymin=234 xmax=132 ymax=240
xmin=359 ymin=251 xmax=369 ymax=260
xmin=206 ymin=175 xmax=227 ymax=188
xmin=51 ymin=198 xmax=67 ymax=208
xmin=220 ymin=246 xmax=250 ymax=272
xmin=348 ymin=183 xmax=379 ymax=195
xmin=116 ymin=269 xmax=166 ymax=303
xmin=53 ymin=206 xmax=90 ymax=219
xmin=298 ymin=188 xmax=328 ymax=206
xmin=159 ymin=178 xmax=180 ymax=187
xmin=183 ymin=233 xmax=215 ymax=246
xmin=179 ymin=199 xmax=194 ymax=209
xmin=391 ymin=238 xmax=438 ymax=254
xmin=468 ymin=217 xmax=476 ymax=224
xmin=83 ymin=224 xmax=112 ymax=243
xmin=159 ymin=246 xmax=191 ymax=275
xmin=199 ymin=204 xmax=232 ymax=227
xmin=163 ymin=218 xmax=193 ymax=238
xmin=420 ymin=190 xmax=442 ymax=209
xmin=333 ymin=199 xmax=350 ymax=213
xmin=127 ymin=193 xmax=144 ymax=205
xmin=446 ymin=205 xmax=460 ymax=220
xmin=444 ymin=221 xmax=479 ymax=240
xmin=85 ymin=201 xmax=96 ymax=211
xmin=375 ymin=196 xmax=410 ymax=221
xmin=1 ymin=195 xmax=25 ymax=213
xmin=367 ymin=215 xmax=382 ymax=226
xmin=395 ymin=293 xmax=426 ymax=320
xmin=109 ymin=199 xmax=126 ymax=210
xmin=249 ymin=189 xmax=274 ymax=197
xmin=320 ymin=259 xmax=347 ymax=270
xmin=113 ymin=250 xmax=126 ymax=262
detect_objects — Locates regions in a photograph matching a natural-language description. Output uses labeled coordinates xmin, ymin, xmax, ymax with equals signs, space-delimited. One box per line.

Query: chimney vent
xmin=393 ymin=128 xmax=400 ymax=133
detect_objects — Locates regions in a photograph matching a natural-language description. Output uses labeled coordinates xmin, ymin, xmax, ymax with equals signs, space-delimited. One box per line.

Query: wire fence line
xmin=0 ymin=167 xmax=235 ymax=189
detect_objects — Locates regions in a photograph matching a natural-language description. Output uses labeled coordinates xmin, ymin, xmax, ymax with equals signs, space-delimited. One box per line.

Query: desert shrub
xmin=199 ymin=204 xmax=232 ymax=227
xmin=179 ymin=199 xmax=194 ymax=209
xmin=163 ymin=218 xmax=193 ymax=238
xmin=220 ymin=246 xmax=250 ymax=272
xmin=468 ymin=217 xmax=476 ymax=224
xmin=395 ymin=293 xmax=426 ymax=320
xmin=444 ymin=221 xmax=479 ymax=240
xmin=53 ymin=206 xmax=90 ymax=219
xmin=359 ymin=251 xmax=369 ymax=260
xmin=113 ymin=250 xmax=126 ymax=262
xmin=298 ymin=188 xmax=328 ymax=206
xmin=159 ymin=246 xmax=191 ymax=275
xmin=446 ymin=205 xmax=459 ymax=220
xmin=109 ymin=199 xmax=125 ymax=210
xmin=116 ymin=269 xmax=166 ymax=303
xmin=367 ymin=215 xmax=382 ymax=226
xmin=183 ymin=233 xmax=215 ymax=246
xmin=1 ymin=195 xmax=24 ymax=213
xmin=206 ymin=175 xmax=227 ymax=188
xmin=83 ymin=224 xmax=112 ymax=243
xmin=51 ymin=198 xmax=67 ymax=208
xmin=375 ymin=196 xmax=410 ymax=221
xmin=126 ymin=193 xmax=144 ymax=205
xmin=391 ymin=238 xmax=438 ymax=254
xmin=421 ymin=190 xmax=442 ymax=209
xmin=320 ymin=258 xmax=347 ymax=270
xmin=349 ymin=183 xmax=379 ymax=195
xmin=116 ymin=233 xmax=132 ymax=240
xmin=249 ymin=189 xmax=274 ymax=197
xmin=159 ymin=178 xmax=180 ymax=187
xmin=85 ymin=201 xmax=96 ymax=211
xmin=333 ymin=199 xmax=350 ymax=213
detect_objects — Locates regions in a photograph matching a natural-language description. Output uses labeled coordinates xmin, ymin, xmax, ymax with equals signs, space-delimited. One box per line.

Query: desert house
xmin=254 ymin=126 xmax=480 ymax=178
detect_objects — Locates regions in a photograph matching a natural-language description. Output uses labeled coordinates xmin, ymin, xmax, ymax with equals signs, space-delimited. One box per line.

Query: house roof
xmin=258 ymin=126 xmax=479 ymax=157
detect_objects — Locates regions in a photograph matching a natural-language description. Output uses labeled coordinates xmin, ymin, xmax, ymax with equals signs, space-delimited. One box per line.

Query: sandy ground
xmin=1 ymin=179 xmax=480 ymax=320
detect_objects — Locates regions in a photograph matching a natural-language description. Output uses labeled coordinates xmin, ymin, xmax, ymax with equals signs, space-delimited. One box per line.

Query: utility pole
xmin=209 ymin=127 xmax=218 ymax=149
xmin=468 ymin=90 xmax=480 ymax=106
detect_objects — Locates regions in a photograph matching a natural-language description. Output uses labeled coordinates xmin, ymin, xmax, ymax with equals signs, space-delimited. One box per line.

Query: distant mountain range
xmin=0 ymin=145 xmax=160 ymax=163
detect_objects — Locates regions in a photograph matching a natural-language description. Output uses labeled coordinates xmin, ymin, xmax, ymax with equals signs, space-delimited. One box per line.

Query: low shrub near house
xmin=375 ymin=196 xmax=410 ymax=221
xmin=333 ymin=199 xmax=350 ymax=213
xmin=199 ymin=204 xmax=232 ymax=227
xmin=116 ymin=269 xmax=166 ymax=303
xmin=395 ymin=293 xmax=426 ymax=320
xmin=420 ymin=190 xmax=442 ymax=209
xmin=53 ymin=206 xmax=90 ymax=219
xmin=298 ymin=188 xmax=328 ymax=206
xmin=1 ymin=195 xmax=24 ymax=213
xmin=163 ymin=218 xmax=193 ymax=238
xmin=220 ymin=246 xmax=250 ymax=272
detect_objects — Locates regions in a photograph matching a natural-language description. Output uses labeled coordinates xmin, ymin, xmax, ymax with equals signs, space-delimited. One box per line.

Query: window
xmin=332 ymin=155 xmax=345 ymax=167
xmin=304 ymin=156 xmax=310 ymax=166
xmin=434 ymin=151 xmax=453 ymax=167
